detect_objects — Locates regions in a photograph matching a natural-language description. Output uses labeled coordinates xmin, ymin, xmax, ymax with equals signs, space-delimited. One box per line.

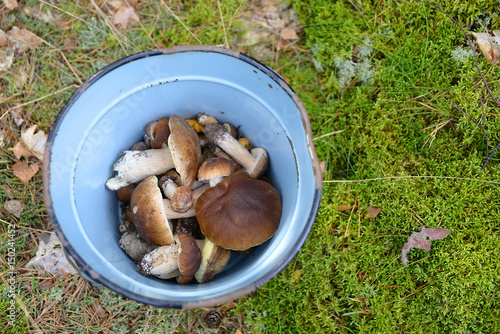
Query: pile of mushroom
xmin=107 ymin=113 xmax=282 ymax=284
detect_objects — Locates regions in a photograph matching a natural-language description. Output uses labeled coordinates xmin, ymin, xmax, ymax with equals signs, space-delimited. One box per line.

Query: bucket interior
xmin=45 ymin=49 xmax=319 ymax=307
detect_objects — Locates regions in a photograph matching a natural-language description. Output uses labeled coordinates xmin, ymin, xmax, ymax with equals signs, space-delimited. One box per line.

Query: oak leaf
xmin=365 ymin=207 xmax=381 ymax=219
xmin=13 ymin=160 xmax=39 ymax=185
xmin=3 ymin=0 xmax=18 ymax=10
xmin=21 ymin=125 xmax=47 ymax=161
xmin=112 ymin=6 xmax=140 ymax=29
xmin=7 ymin=26 xmax=43 ymax=51
xmin=4 ymin=200 xmax=25 ymax=218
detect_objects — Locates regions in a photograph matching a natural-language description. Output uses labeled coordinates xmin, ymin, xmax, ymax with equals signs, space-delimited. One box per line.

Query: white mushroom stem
xmin=162 ymin=184 xmax=210 ymax=219
xmin=106 ymin=147 xmax=174 ymax=190
xmin=137 ymin=245 xmax=180 ymax=279
xmin=204 ymin=124 xmax=269 ymax=178
xmin=161 ymin=179 xmax=178 ymax=199
xmin=162 ymin=179 xmax=205 ymax=199
xmin=208 ymin=177 xmax=225 ymax=187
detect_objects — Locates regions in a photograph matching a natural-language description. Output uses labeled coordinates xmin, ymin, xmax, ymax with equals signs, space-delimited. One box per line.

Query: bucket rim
xmin=42 ymin=45 xmax=323 ymax=308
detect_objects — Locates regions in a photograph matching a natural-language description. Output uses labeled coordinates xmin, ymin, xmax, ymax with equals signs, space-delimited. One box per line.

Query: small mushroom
xmin=105 ymin=147 xmax=174 ymax=190
xmin=116 ymin=184 xmax=136 ymax=204
xmin=195 ymin=170 xmax=282 ymax=251
xmin=131 ymin=176 xmax=209 ymax=245
xmin=137 ymin=232 xmax=201 ymax=282
xmin=194 ymin=239 xmax=231 ymax=283
xmin=197 ymin=113 xmax=218 ymax=125
xmin=174 ymin=233 xmax=202 ymax=284
xmin=203 ymin=124 xmax=269 ymax=179
xmin=197 ymin=157 xmax=237 ymax=187
xmin=222 ymin=122 xmax=238 ymax=138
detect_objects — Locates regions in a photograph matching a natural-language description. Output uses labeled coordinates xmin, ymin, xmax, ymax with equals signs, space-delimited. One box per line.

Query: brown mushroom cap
xmin=174 ymin=232 xmax=202 ymax=284
xmin=195 ymin=170 xmax=282 ymax=251
xmin=197 ymin=157 xmax=237 ymax=187
xmin=168 ymin=114 xmax=202 ymax=189
xmin=130 ymin=176 xmax=175 ymax=246
xmin=171 ymin=185 xmax=193 ymax=213
xmin=150 ymin=117 xmax=170 ymax=149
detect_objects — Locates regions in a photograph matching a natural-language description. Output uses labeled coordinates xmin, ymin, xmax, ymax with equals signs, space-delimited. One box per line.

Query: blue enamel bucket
xmin=43 ymin=45 xmax=322 ymax=308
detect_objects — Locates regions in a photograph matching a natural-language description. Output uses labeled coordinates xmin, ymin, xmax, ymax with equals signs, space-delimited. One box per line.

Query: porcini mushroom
xmin=174 ymin=233 xmax=202 ymax=284
xmin=194 ymin=239 xmax=231 ymax=283
xmin=203 ymin=123 xmax=269 ymax=179
xmin=195 ymin=170 xmax=282 ymax=251
xmin=197 ymin=157 xmax=237 ymax=187
xmin=137 ymin=244 xmax=180 ymax=279
xmin=137 ymin=233 xmax=201 ymax=282
xmin=168 ymin=114 xmax=202 ymax=189
xmin=105 ymin=147 xmax=174 ymax=190
xmin=130 ymin=175 xmax=209 ymax=245
xmin=168 ymin=114 xmax=203 ymax=212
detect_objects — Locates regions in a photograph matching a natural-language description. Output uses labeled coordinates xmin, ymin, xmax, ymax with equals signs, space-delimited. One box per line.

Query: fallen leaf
xmin=401 ymin=227 xmax=451 ymax=265
xmin=21 ymin=125 xmax=48 ymax=161
xmin=4 ymin=200 xmax=25 ymax=218
xmin=10 ymin=142 xmax=32 ymax=160
xmin=112 ymin=6 xmax=140 ymax=29
xmin=7 ymin=26 xmax=43 ymax=51
xmin=91 ymin=300 xmax=107 ymax=319
xmin=26 ymin=232 xmax=78 ymax=276
xmin=280 ymin=26 xmax=299 ymax=40
xmin=0 ymin=185 xmax=13 ymax=197
xmin=334 ymin=205 xmax=354 ymax=212
xmin=0 ymin=29 xmax=8 ymax=47
xmin=10 ymin=106 xmax=25 ymax=127
xmin=235 ymin=330 xmax=243 ymax=334
xmin=39 ymin=278 xmax=55 ymax=290
xmin=0 ymin=48 xmax=15 ymax=70
xmin=365 ymin=207 xmax=381 ymax=219
xmin=0 ymin=129 xmax=15 ymax=147
xmin=3 ymin=0 xmax=18 ymax=10
xmin=472 ymin=31 xmax=500 ymax=65
xmin=23 ymin=7 xmax=71 ymax=31
xmin=13 ymin=160 xmax=39 ymax=185
xmin=293 ymin=269 xmax=302 ymax=280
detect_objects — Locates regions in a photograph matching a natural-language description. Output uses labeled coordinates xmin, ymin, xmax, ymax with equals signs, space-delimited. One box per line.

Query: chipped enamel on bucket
xmin=43 ymin=45 xmax=322 ymax=308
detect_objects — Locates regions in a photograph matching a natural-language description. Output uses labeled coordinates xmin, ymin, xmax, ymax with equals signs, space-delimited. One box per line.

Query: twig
xmin=323 ymin=175 xmax=500 ymax=185
xmin=217 ymin=0 xmax=229 ymax=48
xmin=160 ymin=0 xmax=203 ymax=44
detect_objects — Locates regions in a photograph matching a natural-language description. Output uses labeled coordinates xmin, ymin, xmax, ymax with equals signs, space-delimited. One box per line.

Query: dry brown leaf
xmin=472 ymin=31 xmax=500 ymax=65
xmin=21 ymin=125 xmax=47 ymax=161
xmin=1 ymin=185 xmax=13 ymax=197
xmin=112 ymin=6 xmax=140 ymax=29
xmin=39 ymin=278 xmax=55 ymax=290
xmin=0 ymin=29 xmax=8 ymax=47
xmin=3 ymin=0 xmax=18 ymax=10
xmin=334 ymin=205 xmax=354 ymax=212
xmin=91 ymin=300 xmax=107 ymax=319
xmin=401 ymin=227 xmax=451 ymax=265
xmin=0 ymin=48 xmax=15 ymax=70
xmin=4 ymin=200 xmax=25 ymax=218
xmin=280 ymin=26 xmax=299 ymax=40
xmin=10 ymin=142 xmax=32 ymax=160
xmin=13 ymin=160 xmax=39 ymax=185
xmin=292 ymin=269 xmax=302 ymax=280
xmin=365 ymin=207 xmax=381 ymax=219
xmin=7 ymin=26 xmax=43 ymax=51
